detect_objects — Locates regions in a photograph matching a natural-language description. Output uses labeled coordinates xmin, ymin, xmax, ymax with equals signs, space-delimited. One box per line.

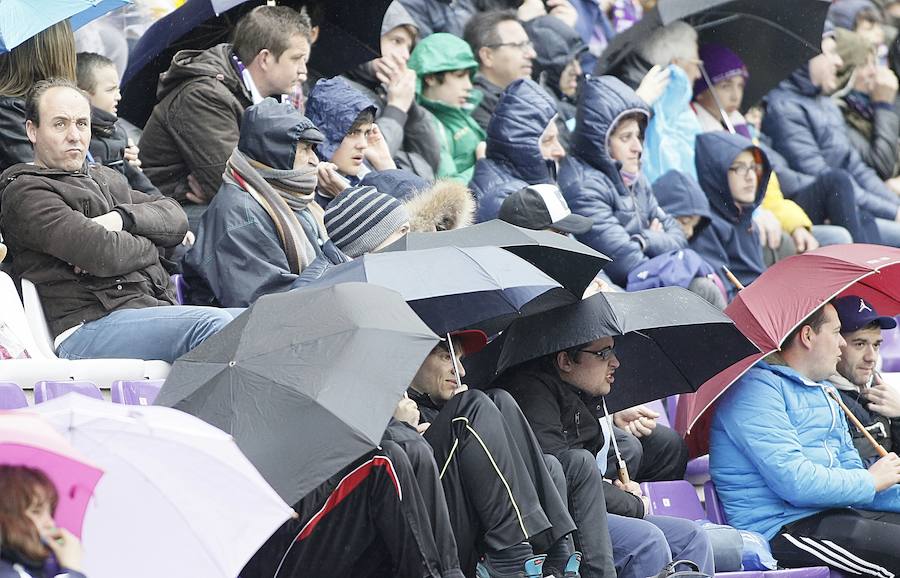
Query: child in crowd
xmin=75 ymin=52 xmax=158 ymax=195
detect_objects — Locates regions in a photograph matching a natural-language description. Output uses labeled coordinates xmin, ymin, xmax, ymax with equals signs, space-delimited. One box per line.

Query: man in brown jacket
xmin=0 ymin=78 xmax=236 ymax=363
xmin=138 ymin=5 xmax=312 ymax=225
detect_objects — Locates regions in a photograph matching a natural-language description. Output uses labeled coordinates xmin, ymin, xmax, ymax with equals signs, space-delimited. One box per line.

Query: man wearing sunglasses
xmin=500 ymin=337 xmax=714 ymax=578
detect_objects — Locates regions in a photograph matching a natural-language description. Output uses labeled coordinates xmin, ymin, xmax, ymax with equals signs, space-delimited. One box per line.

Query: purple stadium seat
xmin=881 ymin=324 xmax=900 ymax=372
xmin=110 ymin=380 xmax=164 ymax=406
xmin=0 ymin=382 xmax=27 ymax=409
xmin=685 ymin=454 xmax=710 ymax=484
xmin=34 ymin=380 xmax=103 ymax=404
xmin=703 ymin=480 xmax=727 ymax=524
xmin=170 ymin=274 xmax=186 ymax=305
xmin=640 ymin=480 xmax=705 ymax=520
xmin=666 ymin=395 xmax=679 ymax=425
xmin=646 ymin=399 xmax=670 ymax=428
xmin=764 ymin=568 xmax=830 ymax=578
xmin=719 ymin=573 xmax=763 ymax=578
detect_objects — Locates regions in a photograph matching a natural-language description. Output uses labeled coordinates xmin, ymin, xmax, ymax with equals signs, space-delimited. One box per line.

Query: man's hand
xmin=635 ymin=65 xmax=671 ymax=106
xmin=376 ymin=54 xmax=417 ymax=113
xmin=791 ymin=227 xmax=819 ymax=254
xmin=753 ymin=208 xmax=783 ymax=250
xmin=124 ymin=139 xmax=142 ymax=168
xmin=185 ymin=173 xmax=212 ymax=205
xmin=364 ymin=124 xmax=397 ymax=171
xmin=872 ymin=67 xmax=899 ymax=104
xmin=614 ymin=405 xmax=659 ymax=438
xmin=614 ymin=478 xmax=643 ymax=496
xmin=546 ymin=0 xmax=579 ymax=28
xmin=648 ymin=218 xmax=663 ymax=232
xmin=583 ymin=277 xmax=613 ymax=298
xmin=869 ymin=451 xmax=900 ymax=491
xmin=863 ymin=376 xmax=900 ymax=418
xmin=91 ymin=211 xmax=123 ymax=232
xmin=886 ymin=177 xmax=900 ymax=196
xmin=42 ymin=527 xmax=83 ymax=573
xmin=182 ymin=231 xmax=196 ymax=247
xmin=316 ymin=163 xmax=351 ymax=199
xmin=394 ymin=393 xmax=420 ymax=427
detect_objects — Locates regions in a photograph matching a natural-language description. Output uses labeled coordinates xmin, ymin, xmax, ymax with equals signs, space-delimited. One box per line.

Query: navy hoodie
xmin=691 ymin=132 xmax=770 ymax=296
xmin=652 ymin=169 xmax=712 ymax=237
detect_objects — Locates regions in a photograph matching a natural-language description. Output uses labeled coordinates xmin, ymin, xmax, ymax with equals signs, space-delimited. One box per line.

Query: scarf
xmin=223 ymin=148 xmax=321 ymax=274
xmin=620 ymin=169 xmax=639 ymax=187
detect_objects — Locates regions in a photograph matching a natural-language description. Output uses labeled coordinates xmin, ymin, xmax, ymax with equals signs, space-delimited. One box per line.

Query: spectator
xmin=0 ymin=79 xmax=234 ymax=363
xmin=406 ymin=335 xmax=582 ymax=577
xmin=408 ymin=33 xmax=486 ymax=183
xmin=605 ymin=20 xmax=699 ymax=94
xmin=762 ymin=34 xmax=900 ymax=246
xmin=558 ymin=76 xmax=687 ymax=287
xmin=653 ymin=169 xmax=712 ymax=242
xmin=361 ymin=169 xmax=476 ymax=232
xmin=829 ymin=0 xmax=887 ymax=49
xmin=499 ymin=339 xmax=715 ymax=578
xmin=0 ymin=466 xmax=86 ymax=578
xmin=569 ymin=0 xmax=641 ymax=71
xmin=324 ymin=186 xmax=411 ymax=257
xmin=690 ymin=132 xmax=769 ymax=296
xmin=463 ymin=11 xmax=538 ymax=131
xmin=833 ymin=29 xmax=900 ymax=182
xmin=470 ymin=78 xmax=565 ymax=222
xmin=0 ymin=21 xmax=75 ymax=173
xmin=182 ymin=99 xmax=348 ymax=308
xmin=832 ymin=295 xmax=900 ymax=466
xmin=75 ymin=52 xmax=159 ymax=196
xmin=139 ymin=6 xmax=313 ymax=224
xmin=397 ymin=0 xmax=476 ymax=38
xmin=710 ymin=302 xmax=900 ymax=574
xmin=342 ymin=2 xmax=443 ymax=180
xmin=523 ymin=15 xmax=586 ymax=149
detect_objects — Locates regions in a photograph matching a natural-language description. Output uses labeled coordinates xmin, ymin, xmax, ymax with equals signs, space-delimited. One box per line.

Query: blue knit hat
xmin=324 ymin=186 xmax=410 ymax=257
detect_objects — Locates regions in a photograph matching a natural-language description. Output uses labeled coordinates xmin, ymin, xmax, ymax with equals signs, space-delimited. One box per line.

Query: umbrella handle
xmin=721 ymin=266 xmax=745 ymax=292
xmin=616 ymin=459 xmax=631 ymax=485
xmin=826 ymin=389 xmax=888 ymax=458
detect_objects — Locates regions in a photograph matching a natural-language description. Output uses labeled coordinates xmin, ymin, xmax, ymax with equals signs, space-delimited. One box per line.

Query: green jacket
xmin=408 ymin=33 xmax=486 ymax=183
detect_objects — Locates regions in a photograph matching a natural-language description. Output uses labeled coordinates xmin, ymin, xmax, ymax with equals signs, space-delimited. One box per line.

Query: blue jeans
xmin=608 ymin=514 xmax=716 ymax=578
xmin=811 ymin=224 xmax=853 ymax=246
xmin=875 ymin=218 xmax=900 ymax=247
xmin=57 ymin=306 xmax=242 ymax=363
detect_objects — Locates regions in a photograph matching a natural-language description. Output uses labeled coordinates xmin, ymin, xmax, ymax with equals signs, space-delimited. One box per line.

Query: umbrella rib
xmin=692 ymin=12 xmax=820 ymax=51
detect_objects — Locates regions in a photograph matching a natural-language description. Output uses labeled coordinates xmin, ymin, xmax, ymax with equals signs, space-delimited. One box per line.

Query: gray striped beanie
xmin=324 ymin=186 xmax=410 ymax=257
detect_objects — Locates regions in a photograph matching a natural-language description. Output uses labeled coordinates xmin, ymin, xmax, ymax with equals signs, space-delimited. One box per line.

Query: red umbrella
xmin=676 ymin=244 xmax=900 ymax=457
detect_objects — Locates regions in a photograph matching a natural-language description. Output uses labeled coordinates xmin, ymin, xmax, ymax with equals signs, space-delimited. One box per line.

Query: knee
xmin=560 ymin=449 xmax=600 ymax=480
xmin=198 ymin=308 xmax=234 ymax=332
xmin=818 ymin=169 xmax=855 ymax=197
xmin=484 ymin=387 xmax=516 ymax=409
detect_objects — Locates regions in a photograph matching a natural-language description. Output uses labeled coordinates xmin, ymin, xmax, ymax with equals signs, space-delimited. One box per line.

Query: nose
xmin=455 ymin=359 xmax=466 ymax=378
xmin=553 ymin=142 xmax=566 ymax=160
xmin=355 ymin=134 xmax=368 ymax=150
xmin=609 ymin=354 xmax=620 ymax=369
xmin=632 ymin=138 xmax=642 ymax=154
xmin=310 ymin=149 xmax=319 ymax=165
xmin=67 ymin=123 xmax=81 ymax=141
xmin=864 ymin=343 xmax=878 ymax=361
xmin=398 ymin=46 xmax=411 ymax=63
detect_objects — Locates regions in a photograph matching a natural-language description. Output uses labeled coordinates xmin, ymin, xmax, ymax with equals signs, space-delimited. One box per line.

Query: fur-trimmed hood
xmin=406 ymin=179 xmax=475 ymax=232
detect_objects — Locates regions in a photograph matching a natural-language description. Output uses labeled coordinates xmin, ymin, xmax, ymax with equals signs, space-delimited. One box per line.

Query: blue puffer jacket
xmin=710 ymin=361 xmax=900 ymax=540
xmin=690 ymin=132 xmax=768 ymax=296
xmin=470 ymin=79 xmax=558 ymax=222
xmin=762 ymin=67 xmax=899 ymax=221
xmin=558 ymin=75 xmax=686 ymax=286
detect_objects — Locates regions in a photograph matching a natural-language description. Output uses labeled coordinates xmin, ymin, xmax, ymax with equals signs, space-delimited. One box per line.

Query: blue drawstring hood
xmin=306 ymin=77 xmax=378 ymax=163
xmin=652 ymin=169 xmax=712 ymax=235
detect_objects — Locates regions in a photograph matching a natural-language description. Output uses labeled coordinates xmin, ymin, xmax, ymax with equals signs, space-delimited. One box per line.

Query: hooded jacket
xmin=89 ymin=106 xmax=160 ymax=196
xmin=652 ymin=169 xmax=712 ymax=236
xmin=0 ymin=96 xmax=33 ymax=173
xmin=558 ymin=75 xmax=686 ymax=286
xmin=690 ymin=132 xmax=769 ymax=294
xmin=0 ymin=162 xmax=185 ymax=338
xmin=139 ymin=43 xmax=253 ymax=203
xmin=305 ymin=77 xmax=379 ymax=167
xmin=762 ymin=67 xmax=900 ymax=221
xmin=397 ymin=0 xmax=476 ymax=37
xmin=470 ymin=78 xmax=558 ymax=222
xmin=710 ymin=360 xmax=900 ymax=540
xmin=361 ymin=169 xmax=475 ymax=231
xmin=408 ymin=33 xmax=486 ymax=183
xmin=828 ymin=0 xmax=881 ymax=30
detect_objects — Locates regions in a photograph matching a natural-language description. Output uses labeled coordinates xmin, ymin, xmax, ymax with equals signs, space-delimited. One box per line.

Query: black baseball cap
xmin=499 ymin=184 xmax=593 ymax=235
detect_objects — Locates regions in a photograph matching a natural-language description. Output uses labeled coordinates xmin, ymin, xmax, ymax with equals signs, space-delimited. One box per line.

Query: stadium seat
xmin=0 ymin=382 xmax=27 ymax=409
xmin=703 ymin=480 xmax=727 ymax=524
xmin=20 ymin=277 xmax=59 ymax=359
xmin=110 ymin=379 xmax=164 ymax=405
xmin=640 ymin=480 xmax=705 ymax=520
xmin=881 ymin=324 xmax=900 ymax=372
xmin=171 ymin=274 xmax=186 ymax=305
xmin=646 ymin=398 xmax=669 ymax=428
xmin=685 ymin=454 xmax=710 ymax=485
xmin=34 ymin=380 xmax=103 ymax=404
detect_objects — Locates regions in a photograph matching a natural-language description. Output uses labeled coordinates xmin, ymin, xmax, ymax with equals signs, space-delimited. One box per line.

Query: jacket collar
xmin=407 ymin=386 xmax=443 ymax=412
xmin=758 ymin=360 xmax=833 ymax=388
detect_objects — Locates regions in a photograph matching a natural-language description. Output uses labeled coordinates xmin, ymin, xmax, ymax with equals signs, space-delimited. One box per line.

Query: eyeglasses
xmin=485 ymin=40 xmax=534 ymax=52
xmin=579 ymin=345 xmax=616 ymax=361
xmin=728 ymin=163 xmax=762 ymax=177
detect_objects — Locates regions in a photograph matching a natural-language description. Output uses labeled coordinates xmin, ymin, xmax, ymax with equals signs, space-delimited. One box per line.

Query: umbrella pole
xmin=826 ymin=389 xmax=888 ymax=458
xmin=447 ymin=334 xmax=464 ymax=391
xmin=602 ymin=398 xmax=631 ymax=485
xmin=722 ymin=266 xmax=745 ymax=292
xmin=699 ymin=63 xmax=737 ymax=135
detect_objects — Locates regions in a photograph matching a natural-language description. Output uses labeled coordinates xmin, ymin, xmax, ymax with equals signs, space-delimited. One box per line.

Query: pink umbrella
xmin=0 ymin=411 xmax=103 ymax=537
xmin=676 ymin=244 xmax=900 ymax=457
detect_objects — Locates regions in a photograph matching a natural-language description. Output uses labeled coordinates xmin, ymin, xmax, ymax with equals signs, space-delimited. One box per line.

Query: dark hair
xmin=0 ymin=466 xmax=59 ymax=563
xmin=75 ymin=52 xmax=114 ymax=93
xmin=856 ymin=5 xmax=885 ymax=26
xmin=783 ymin=303 xmax=832 ymax=348
xmin=612 ymin=111 xmax=648 ymax=136
xmin=25 ymin=77 xmax=88 ymax=126
xmin=232 ymin=5 xmax=312 ymax=65
xmin=348 ymin=108 xmax=375 ymax=134
xmin=463 ymin=10 xmax=519 ymax=65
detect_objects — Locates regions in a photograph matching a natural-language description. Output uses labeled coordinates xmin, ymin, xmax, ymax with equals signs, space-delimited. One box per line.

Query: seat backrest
xmin=880 ymin=324 xmax=900 ymax=372
xmin=34 ymin=380 xmax=103 ymax=404
xmin=20 ymin=278 xmax=57 ymax=359
xmin=640 ymin=480 xmax=705 ymax=520
xmin=170 ymin=274 xmax=185 ymax=305
xmin=646 ymin=398 xmax=669 ymax=428
xmin=0 ymin=272 xmax=45 ymax=360
xmin=703 ymin=480 xmax=727 ymax=524
xmin=0 ymin=382 xmax=27 ymax=409
xmin=110 ymin=379 xmax=164 ymax=406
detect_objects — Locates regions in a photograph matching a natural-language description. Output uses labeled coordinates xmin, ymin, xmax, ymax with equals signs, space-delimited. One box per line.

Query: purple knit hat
xmin=693 ymin=43 xmax=749 ymax=97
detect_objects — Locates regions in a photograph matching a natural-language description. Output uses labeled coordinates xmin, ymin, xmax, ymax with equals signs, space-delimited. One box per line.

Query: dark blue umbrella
xmin=308 ymin=246 xmax=577 ymax=336
xmin=0 ymin=0 xmax=132 ymax=53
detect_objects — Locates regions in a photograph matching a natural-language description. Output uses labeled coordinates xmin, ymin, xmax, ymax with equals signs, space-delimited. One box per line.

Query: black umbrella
xmin=154 ymin=282 xmax=439 ymax=506
xmin=119 ymin=0 xmax=391 ymax=127
xmin=380 ymin=220 xmax=611 ymax=299
xmin=595 ymin=0 xmax=831 ymax=110
xmin=467 ymin=287 xmax=760 ymax=412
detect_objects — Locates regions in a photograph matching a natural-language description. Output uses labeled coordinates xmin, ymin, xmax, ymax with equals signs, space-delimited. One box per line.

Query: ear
xmin=255 ymin=48 xmax=273 ymax=70
xmin=478 ymin=46 xmax=493 ymax=69
xmin=799 ymin=325 xmax=815 ymax=350
xmin=556 ymin=351 xmax=572 ymax=373
xmin=25 ymin=120 xmax=37 ymax=145
xmin=310 ymin=26 xmax=320 ymax=45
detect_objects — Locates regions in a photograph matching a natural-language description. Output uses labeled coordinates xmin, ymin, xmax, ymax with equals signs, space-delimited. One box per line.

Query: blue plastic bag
xmin=642 ymin=65 xmax=702 ymax=184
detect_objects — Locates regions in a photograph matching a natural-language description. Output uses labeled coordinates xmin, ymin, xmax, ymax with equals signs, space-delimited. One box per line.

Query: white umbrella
xmin=27 ymin=393 xmax=294 ymax=578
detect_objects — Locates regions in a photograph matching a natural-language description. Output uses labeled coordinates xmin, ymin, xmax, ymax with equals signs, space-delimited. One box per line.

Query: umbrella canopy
xmin=380 ymin=219 xmax=611 ymax=298
xmin=0 ymin=0 xmax=132 ymax=53
xmin=0 ymin=412 xmax=103 ymax=538
xmin=595 ymin=0 xmax=830 ymax=110
xmin=310 ymin=246 xmax=576 ymax=335
xmin=28 ymin=394 xmax=294 ymax=578
xmin=120 ymin=0 xmax=391 ymax=127
xmin=676 ymin=244 xmax=900 ymax=456
xmin=468 ymin=287 xmax=759 ymax=412
xmin=155 ymin=282 xmax=440 ymax=506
